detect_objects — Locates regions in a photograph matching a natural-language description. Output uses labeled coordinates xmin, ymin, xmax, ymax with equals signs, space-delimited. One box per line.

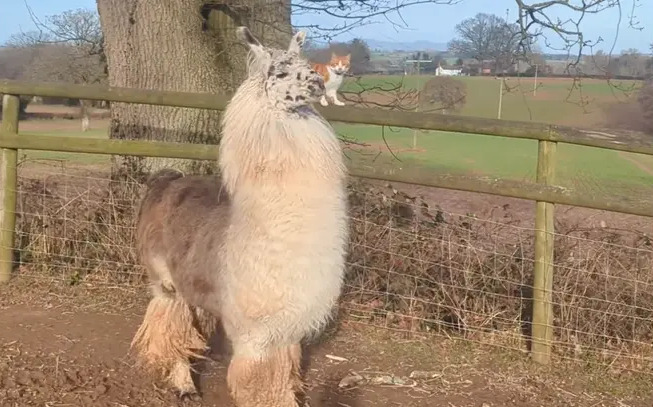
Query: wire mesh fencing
xmin=344 ymin=180 xmax=653 ymax=373
xmin=14 ymin=158 xmax=144 ymax=286
xmin=9 ymin=157 xmax=653 ymax=373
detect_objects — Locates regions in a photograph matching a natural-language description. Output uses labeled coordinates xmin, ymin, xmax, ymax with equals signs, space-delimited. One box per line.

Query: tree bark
xmin=96 ymin=0 xmax=291 ymax=178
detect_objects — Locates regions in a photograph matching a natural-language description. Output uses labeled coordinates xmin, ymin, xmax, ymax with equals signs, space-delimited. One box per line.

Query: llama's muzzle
xmin=308 ymin=75 xmax=326 ymax=98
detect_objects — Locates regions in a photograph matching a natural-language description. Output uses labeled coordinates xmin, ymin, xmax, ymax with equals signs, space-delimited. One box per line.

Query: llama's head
xmin=236 ymin=26 xmax=325 ymax=111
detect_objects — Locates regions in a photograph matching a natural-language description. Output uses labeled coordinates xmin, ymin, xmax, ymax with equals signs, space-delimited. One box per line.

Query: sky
xmin=1 ymin=0 xmax=651 ymax=53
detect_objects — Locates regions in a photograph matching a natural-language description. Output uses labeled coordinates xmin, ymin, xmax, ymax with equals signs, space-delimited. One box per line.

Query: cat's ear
xmin=331 ymin=52 xmax=337 ymax=60
xmin=288 ymin=30 xmax=306 ymax=54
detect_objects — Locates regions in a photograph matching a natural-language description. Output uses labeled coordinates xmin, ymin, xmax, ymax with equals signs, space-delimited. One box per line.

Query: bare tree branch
xmin=513 ymin=0 xmax=643 ymax=67
xmin=5 ymin=6 xmax=106 ymax=86
xmin=293 ymin=0 xmax=463 ymax=40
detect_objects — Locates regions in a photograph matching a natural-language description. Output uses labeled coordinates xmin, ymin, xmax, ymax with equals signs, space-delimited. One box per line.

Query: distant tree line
xmin=446 ymin=12 xmax=653 ymax=80
xmin=0 ymin=8 xmax=106 ymax=117
xmin=580 ymin=49 xmax=653 ymax=79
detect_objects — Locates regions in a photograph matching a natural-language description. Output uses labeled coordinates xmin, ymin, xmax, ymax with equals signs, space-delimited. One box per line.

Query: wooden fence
xmin=1 ymin=79 xmax=653 ymax=366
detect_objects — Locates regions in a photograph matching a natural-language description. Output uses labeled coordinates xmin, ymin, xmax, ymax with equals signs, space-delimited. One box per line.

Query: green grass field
xmin=342 ymin=75 xmax=642 ymax=126
xmin=336 ymin=75 xmax=653 ymax=197
xmin=17 ymin=74 xmax=653 ymax=198
xmin=336 ymin=123 xmax=653 ymax=188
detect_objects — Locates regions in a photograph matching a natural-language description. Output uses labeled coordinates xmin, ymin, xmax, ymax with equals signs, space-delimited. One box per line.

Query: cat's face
xmin=328 ymin=53 xmax=351 ymax=75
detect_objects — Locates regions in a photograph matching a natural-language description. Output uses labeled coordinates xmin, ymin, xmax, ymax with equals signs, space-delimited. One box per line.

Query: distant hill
xmin=365 ymin=39 xmax=448 ymax=52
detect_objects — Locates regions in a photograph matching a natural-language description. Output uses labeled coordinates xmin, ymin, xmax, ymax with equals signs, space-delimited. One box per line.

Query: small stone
xmin=65 ymin=370 xmax=79 ymax=384
xmin=30 ymin=370 xmax=46 ymax=383
xmin=6 ymin=388 xmax=20 ymax=400
xmin=94 ymin=384 xmax=108 ymax=395
xmin=15 ymin=370 xmax=31 ymax=386
xmin=2 ymin=376 xmax=16 ymax=389
xmin=338 ymin=372 xmax=365 ymax=388
xmin=409 ymin=370 xmax=441 ymax=379
xmin=80 ymin=395 xmax=94 ymax=405
xmin=369 ymin=375 xmax=406 ymax=386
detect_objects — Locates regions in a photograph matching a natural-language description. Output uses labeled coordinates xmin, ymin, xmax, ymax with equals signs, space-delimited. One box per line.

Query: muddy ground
xmin=1 ymin=277 xmax=652 ymax=407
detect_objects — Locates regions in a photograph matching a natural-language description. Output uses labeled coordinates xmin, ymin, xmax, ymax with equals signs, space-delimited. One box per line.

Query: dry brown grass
xmin=343 ymin=180 xmax=653 ymax=371
xmin=12 ymin=163 xmax=653 ymax=374
xmin=16 ymin=162 xmax=142 ymax=286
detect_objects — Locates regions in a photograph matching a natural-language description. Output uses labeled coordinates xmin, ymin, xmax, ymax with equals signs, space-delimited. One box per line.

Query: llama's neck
xmin=219 ymin=80 xmax=345 ymax=197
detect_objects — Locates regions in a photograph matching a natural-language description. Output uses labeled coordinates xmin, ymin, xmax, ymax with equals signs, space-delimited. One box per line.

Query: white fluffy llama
xmin=130 ymin=26 xmax=349 ymax=407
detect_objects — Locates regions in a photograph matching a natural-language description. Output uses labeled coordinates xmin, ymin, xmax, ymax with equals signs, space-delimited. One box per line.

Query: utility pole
xmin=405 ymin=55 xmax=433 ymax=148
xmin=533 ymin=64 xmax=539 ymax=96
xmin=404 ymin=57 xmax=433 ymax=76
xmin=497 ymin=76 xmax=505 ymax=120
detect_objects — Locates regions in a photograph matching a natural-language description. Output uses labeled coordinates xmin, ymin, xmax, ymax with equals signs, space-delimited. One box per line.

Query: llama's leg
xmin=169 ymin=359 xmax=197 ymax=400
xmin=130 ymin=288 xmax=211 ymax=399
xmin=193 ymin=306 xmax=218 ymax=342
xmin=150 ymin=255 xmax=176 ymax=295
xmin=319 ymin=94 xmax=329 ymax=107
xmin=289 ymin=343 xmax=306 ymax=403
xmin=227 ymin=345 xmax=300 ymax=407
xmin=327 ymin=89 xmax=345 ymax=106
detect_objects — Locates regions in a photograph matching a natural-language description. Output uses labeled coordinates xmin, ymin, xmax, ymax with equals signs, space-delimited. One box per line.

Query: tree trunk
xmin=96 ymin=0 xmax=291 ymax=178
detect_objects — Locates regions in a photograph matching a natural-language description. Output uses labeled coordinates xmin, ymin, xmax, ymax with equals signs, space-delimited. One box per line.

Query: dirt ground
xmin=1 ymin=277 xmax=652 ymax=407
xmin=362 ymin=178 xmax=653 ymax=235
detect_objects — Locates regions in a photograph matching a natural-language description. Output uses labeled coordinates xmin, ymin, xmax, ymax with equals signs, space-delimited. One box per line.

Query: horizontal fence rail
xmin=3 ymin=79 xmax=653 ymax=156
xmin=2 ymin=80 xmax=652 ymax=218
xmin=0 ymin=130 xmax=650 ymax=216
xmin=0 ymin=133 xmax=220 ymax=161
xmin=1 ymin=79 xmax=653 ymax=368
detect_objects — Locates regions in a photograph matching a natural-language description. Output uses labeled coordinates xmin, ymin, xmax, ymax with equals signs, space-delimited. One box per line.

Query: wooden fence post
xmin=0 ymin=94 xmax=19 ymax=283
xmin=531 ymin=139 xmax=557 ymax=364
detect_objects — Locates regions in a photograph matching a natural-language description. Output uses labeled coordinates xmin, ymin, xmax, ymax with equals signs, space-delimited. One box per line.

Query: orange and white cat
xmin=312 ymin=53 xmax=351 ymax=107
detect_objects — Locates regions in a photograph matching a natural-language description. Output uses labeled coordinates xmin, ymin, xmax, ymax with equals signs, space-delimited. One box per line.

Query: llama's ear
xmin=288 ymin=31 xmax=306 ymax=54
xmin=236 ymin=26 xmax=267 ymax=61
xmin=236 ymin=26 xmax=261 ymax=47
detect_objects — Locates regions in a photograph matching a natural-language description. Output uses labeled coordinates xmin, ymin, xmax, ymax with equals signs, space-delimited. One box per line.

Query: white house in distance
xmin=435 ymin=63 xmax=463 ymax=76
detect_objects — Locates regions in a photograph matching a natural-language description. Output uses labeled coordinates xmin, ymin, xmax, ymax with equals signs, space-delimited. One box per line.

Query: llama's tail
xmin=145 ymin=168 xmax=185 ymax=189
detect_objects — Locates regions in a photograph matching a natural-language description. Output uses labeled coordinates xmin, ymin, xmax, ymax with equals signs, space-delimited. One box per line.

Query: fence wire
xmin=8 ymin=158 xmax=653 ymax=373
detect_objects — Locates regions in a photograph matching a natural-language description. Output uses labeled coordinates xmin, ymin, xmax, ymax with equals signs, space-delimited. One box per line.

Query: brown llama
xmin=130 ymin=26 xmax=349 ymax=407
